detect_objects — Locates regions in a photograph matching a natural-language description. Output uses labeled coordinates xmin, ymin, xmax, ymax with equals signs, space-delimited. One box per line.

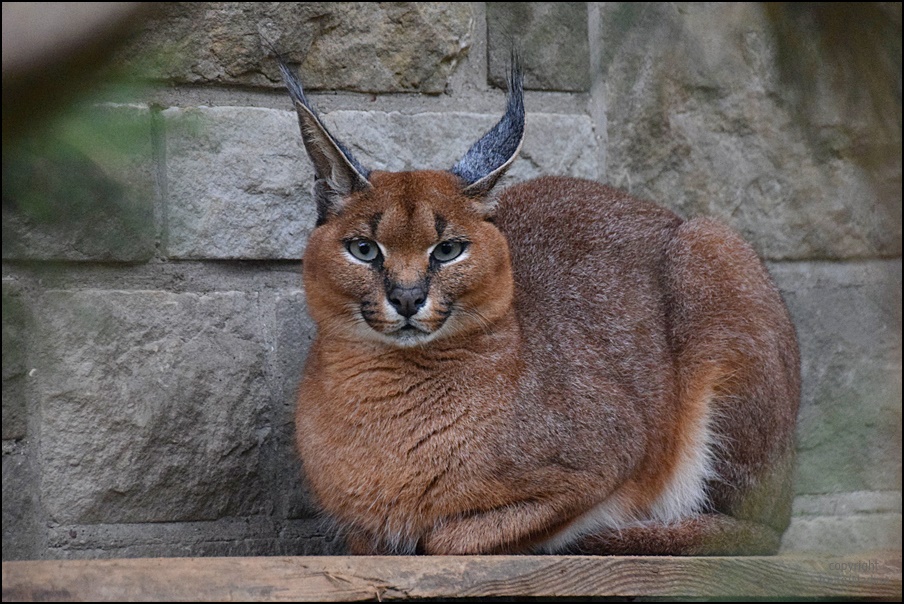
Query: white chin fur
xmin=368 ymin=299 xmax=447 ymax=347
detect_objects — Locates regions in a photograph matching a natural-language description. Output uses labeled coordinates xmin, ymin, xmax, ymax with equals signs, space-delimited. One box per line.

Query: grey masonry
xmin=3 ymin=2 xmax=900 ymax=559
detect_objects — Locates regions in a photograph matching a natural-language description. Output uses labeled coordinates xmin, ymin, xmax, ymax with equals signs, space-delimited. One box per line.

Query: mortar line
xmin=149 ymin=105 xmax=168 ymax=259
xmin=587 ymin=2 xmax=609 ymax=183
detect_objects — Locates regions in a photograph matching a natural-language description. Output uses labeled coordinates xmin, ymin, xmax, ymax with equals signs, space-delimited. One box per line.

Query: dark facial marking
xmin=368 ymin=212 xmax=383 ymax=238
xmin=434 ymin=213 xmax=447 ymax=239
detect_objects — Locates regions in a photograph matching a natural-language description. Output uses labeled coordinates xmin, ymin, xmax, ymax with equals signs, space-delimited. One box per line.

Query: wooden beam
xmin=3 ymin=552 xmax=901 ymax=601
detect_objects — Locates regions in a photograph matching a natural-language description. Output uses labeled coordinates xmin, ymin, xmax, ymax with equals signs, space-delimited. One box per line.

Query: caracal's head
xmin=276 ymin=57 xmax=524 ymax=348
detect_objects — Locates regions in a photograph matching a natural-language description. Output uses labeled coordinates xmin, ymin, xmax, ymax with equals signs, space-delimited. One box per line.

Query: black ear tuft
xmin=273 ymin=51 xmax=371 ymax=221
xmin=450 ymin=55 xmax=525 ymax=197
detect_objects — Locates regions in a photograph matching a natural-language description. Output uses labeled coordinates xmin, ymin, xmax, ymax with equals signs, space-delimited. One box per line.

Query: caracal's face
xmin=302 ymin=170 xmax=513 ymax=348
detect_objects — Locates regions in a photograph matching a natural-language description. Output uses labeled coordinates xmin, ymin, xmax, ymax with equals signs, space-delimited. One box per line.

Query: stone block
xmin=325 ymin=110 xmax=599 ymax=181
xmin=45 ymin=518 xmax=344 ymax=558
xmin=271 ymin=289 xmax=320 ymax=518
xmin=487 ymin=2 xmax=591 ymax=91
xmin=34 ymin=290 xmax=272 ymax=524
xmin=123 ymin=3 xmax=472 ymax=93
xmin=791 ymin=491 xmax=901 ymax=516
xmin=770 ymin=260 xmax=902 ymax=495
xmin=165 ymin=107 xmax=598 ymax=259
xmin=782 ymin=512 xmax=902 ymax=553
xmin=164 ymin=106 xmax=315 ymax=259
xmin=2 ymin=105 xmax=155 ymax=262
xmin=600 ymin=3 xmax=902 ymax=260
xmin=783 ymin=491 xmax=902 ymax=553
xmin=2 ymin=441 xmax=39 ymax=561
xmin=2 ymin=282 xmax=28 ymax=440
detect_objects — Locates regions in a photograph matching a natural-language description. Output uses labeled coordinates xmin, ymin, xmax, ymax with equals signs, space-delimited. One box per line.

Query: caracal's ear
xmin=450 ymin=56 xmax=525 ymax=205
xmin=275 ymin=55 xmax=371 ymax=225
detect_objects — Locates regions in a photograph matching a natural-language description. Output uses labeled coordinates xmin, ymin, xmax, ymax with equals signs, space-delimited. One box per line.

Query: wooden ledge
xmin=3 ymin=552 xmax=901 ymax=601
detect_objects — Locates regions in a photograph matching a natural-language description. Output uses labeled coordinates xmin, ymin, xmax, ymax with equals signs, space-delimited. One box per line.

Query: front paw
xmin=422 ymin=523 xmax=476 ymax=555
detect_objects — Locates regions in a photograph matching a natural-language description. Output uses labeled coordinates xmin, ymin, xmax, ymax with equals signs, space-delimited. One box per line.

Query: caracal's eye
xmin=432 ymin=240 xmax=466 ymax=263
xmin=347 ymin=238 xmax=380 ymax=262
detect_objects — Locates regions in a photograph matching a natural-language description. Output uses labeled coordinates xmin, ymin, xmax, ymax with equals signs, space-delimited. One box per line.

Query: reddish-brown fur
xmin=295 ymin=172 xmax=800 ymax=555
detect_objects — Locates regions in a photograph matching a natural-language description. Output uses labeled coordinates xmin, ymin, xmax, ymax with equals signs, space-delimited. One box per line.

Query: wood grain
xmin=3 ymin=552 xmax=901 ymax=601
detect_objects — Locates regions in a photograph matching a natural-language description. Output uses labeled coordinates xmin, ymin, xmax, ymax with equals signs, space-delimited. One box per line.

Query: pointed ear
xmin=275 ymin=56 xmax=371 ymax=223
xmin=450 ymin=58 xmax=525 ymax=199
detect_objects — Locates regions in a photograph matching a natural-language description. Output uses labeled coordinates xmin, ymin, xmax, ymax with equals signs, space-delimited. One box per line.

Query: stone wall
xmin=3 ymin=2 xmax=901 ymax=559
